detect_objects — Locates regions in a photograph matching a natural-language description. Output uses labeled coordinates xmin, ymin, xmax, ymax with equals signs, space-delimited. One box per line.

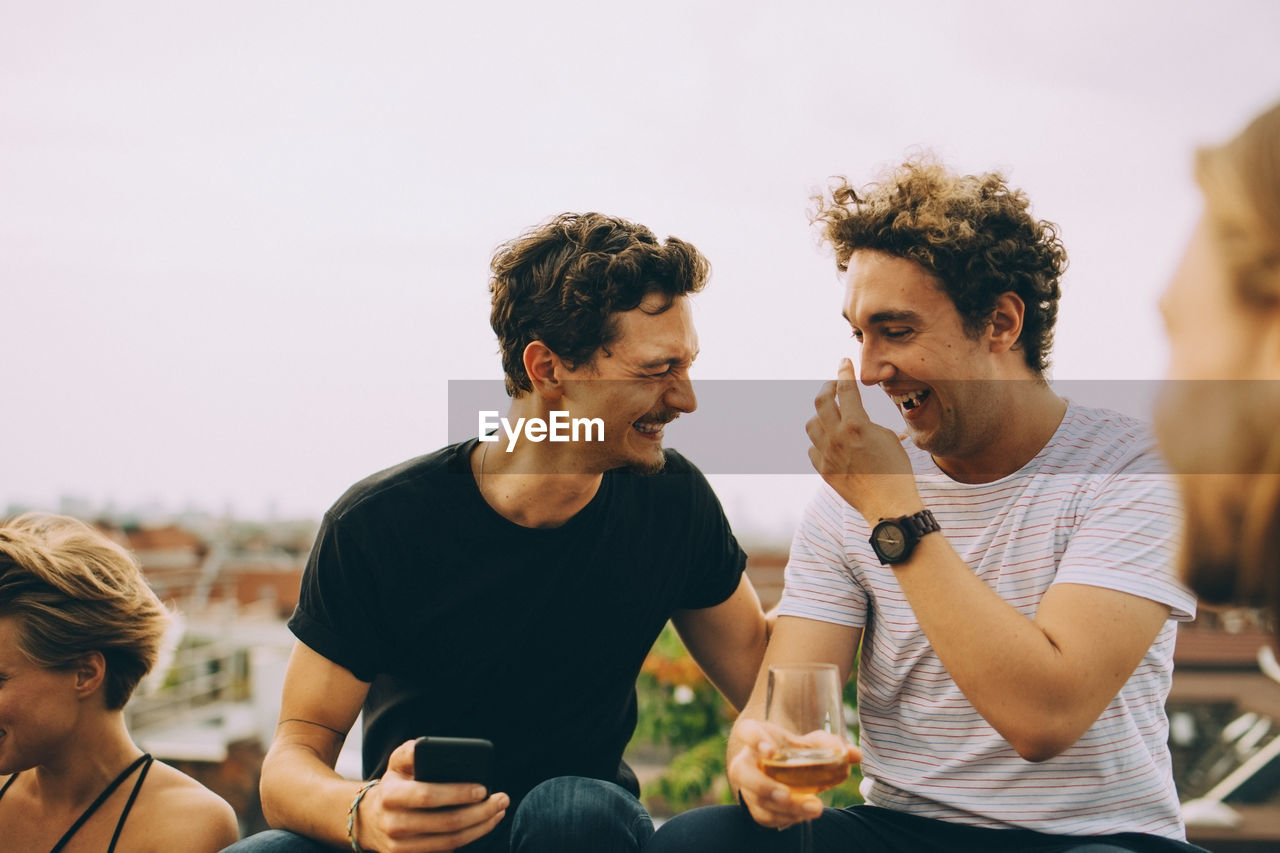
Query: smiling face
xmin=560 ymin=292 xmax=699 ymax=474
xmin=841 ymin=250 xmax=1002 ymax=462
xmin=0 ymin=615 xmax=82 ymax=775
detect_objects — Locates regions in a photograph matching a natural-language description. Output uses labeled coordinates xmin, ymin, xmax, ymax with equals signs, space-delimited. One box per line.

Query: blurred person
xmin=0 ymin=512 xmax=239 ymax=852
xmin=649 ymin=159 xmax=1207 ymax=852
xmin=226 ymin=212 xmax=768 ymax=853
xmin=1156 ymin=99 xmax=1280 ymax=632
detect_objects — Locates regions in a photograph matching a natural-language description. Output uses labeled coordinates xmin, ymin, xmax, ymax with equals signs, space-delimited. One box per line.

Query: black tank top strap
xmin=0 ymin=772 xmax=18 ymax=801
xmin=49 ymin=752 xmax=152 ymax=853
xmin=107 ymin=753 xmax=153 ymax=853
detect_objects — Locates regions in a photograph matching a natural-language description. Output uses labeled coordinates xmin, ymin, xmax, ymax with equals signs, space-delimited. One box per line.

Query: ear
xmin=73 ymin=651 xmax=107 ymax=700
xmin=521 ymin=341 xmax=567 ymax=402
xmin=986 ymin=292 xmax=1026 ymax=355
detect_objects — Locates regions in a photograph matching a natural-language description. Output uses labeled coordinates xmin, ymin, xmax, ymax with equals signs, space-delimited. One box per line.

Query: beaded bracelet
xmin=346 ymin=779 xmax=380 ymax=853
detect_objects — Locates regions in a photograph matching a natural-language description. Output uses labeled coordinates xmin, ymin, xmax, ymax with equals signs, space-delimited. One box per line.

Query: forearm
xmin=702 ymin=623 xmax=768 ymax=711
xmin=857 ymin=495 xmax=1073 ymax=723
xmin=260 ymin=741 xmax=366 ymax=845
xmin=854 ymin=497 xmax=1074 ymax=731
xmin=674 ymin=577 xmax=770 ymax=711
xmin=893 ymin=534 xmax=1153 ymax=760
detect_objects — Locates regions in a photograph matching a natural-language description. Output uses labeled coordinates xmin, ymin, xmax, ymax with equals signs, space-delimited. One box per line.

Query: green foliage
xmin=632 ymin=623 xmax=731 ymax=750
xmin=642 ymin=733 xmax=733 ymax=813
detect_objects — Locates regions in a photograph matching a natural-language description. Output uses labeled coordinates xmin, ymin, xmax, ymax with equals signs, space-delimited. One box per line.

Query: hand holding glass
xmin=761 ymin=663 xmax=852 ymax=795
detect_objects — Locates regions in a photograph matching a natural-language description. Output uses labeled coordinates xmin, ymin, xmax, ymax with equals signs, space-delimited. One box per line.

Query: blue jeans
xmin=221 ymin=776 xmax=653 ymax=853
xmin=646 ymin=804 xmax=1210 ymax=853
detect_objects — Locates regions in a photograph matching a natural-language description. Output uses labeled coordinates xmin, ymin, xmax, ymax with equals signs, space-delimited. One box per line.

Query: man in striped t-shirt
xmin=649 ymin=160 xmax=1205 ymax=853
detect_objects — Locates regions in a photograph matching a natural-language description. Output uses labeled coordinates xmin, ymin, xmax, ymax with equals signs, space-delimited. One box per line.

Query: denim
xmin=646 ymin=804 xmax=1210 ymax=853
xmin=219 ymin=830 xmax=335 ymax=853
xmin=220 ymin=776 xmax=652 ymax=853
xmin=509 ymin=776 xmax=652 ymax=853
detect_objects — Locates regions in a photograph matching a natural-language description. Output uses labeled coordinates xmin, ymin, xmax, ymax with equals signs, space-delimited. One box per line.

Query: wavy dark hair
xmin=490 ymin=212 xmax=710 ymax=396
xmin=811 ymin=158 xmax=1068 ymax=375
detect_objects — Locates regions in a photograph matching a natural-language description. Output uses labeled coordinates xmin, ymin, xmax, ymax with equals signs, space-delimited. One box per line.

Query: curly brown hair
xmin=489 ymin=212 xmax=710 ymax=397
xmin=811 ymin=158 xmax=1068 ymax=375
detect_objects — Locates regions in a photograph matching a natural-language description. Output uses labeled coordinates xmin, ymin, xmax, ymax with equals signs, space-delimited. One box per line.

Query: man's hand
xmin=355 ymin=740 xmax=509 ymax=853
xmin=728 ymin=719 xmax=862 ymax=831
xmin=806 ymin=359 xmax=920 ymax=522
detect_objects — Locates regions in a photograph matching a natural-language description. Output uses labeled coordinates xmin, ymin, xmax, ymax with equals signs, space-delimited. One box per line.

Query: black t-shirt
xmin=288 ymin=439 xmax=746 ymax=802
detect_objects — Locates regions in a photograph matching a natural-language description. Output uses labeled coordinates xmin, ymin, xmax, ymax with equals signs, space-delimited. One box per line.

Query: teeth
xmin=633 ymin=421 xmax=663 ymax=434
xmin=889 ymin=389 xmax=929 ymax=411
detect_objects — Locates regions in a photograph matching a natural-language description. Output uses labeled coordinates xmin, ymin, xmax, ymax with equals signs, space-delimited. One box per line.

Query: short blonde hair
xmin=0 ymin=513 xmax=170 ymax=710
xmin=1188 ymin=100 xmax=1280 ymax=622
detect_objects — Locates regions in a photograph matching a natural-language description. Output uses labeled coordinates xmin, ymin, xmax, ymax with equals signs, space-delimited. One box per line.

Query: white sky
xmin=4 ymin=1 xmax=1279 ymax=542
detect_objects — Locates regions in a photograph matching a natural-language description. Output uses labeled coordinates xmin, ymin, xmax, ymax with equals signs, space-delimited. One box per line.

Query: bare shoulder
xmin=127 ymin=760 xmax=240 ymax=852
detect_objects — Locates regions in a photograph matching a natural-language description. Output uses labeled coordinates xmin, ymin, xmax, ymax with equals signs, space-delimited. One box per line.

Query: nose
xmin=858 ymin=341 xmax=893 ymax=386
xmin=665 ymin=374 xmax=697 ymax=415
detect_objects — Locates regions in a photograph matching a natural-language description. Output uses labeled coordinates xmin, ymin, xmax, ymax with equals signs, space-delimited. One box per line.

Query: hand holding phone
xmin=353 ymin=739 xmax=507 ymax=853
xmin=413 ymin=736 xmax=495 ymax=789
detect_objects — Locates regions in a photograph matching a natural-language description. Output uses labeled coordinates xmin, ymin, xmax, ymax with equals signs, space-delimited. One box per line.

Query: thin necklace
xmin=478 ymin=439 xmax=491 ymax=495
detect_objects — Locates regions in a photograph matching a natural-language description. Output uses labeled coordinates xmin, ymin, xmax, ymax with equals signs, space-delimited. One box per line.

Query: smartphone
xmin=413 ymin=736 xmax=494 ymax=787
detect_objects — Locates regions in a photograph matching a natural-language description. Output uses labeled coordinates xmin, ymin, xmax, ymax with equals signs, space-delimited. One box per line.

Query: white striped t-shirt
xmin=777 ymin=402 xmax=1197 ymax=839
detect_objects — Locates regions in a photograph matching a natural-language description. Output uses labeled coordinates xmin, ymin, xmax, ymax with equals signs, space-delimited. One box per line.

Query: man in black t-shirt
xmin=225 ymin=213 xmax=768 ymax=853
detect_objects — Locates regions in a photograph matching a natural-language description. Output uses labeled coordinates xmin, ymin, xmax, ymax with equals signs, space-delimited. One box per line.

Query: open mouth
xmin=888 ymin=388 xmax=931 ymax=414
xmin=632 ymin=415 xmax=675 ymax=440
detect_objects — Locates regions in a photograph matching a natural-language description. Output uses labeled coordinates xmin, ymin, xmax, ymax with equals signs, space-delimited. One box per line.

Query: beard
xmin=627 ymin=447 xmax=668 ymax=476
xmin=623 ymin=409 xmax=677 ymax=475
xmin=907 ymin=387 xmax=988 ymax=461
xmin=908 ymin=416 xmax=963 ymax=458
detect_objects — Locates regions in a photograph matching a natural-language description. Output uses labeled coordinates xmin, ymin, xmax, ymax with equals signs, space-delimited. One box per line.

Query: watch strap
xmin=899 ymin=509 xmax=940 ymax=539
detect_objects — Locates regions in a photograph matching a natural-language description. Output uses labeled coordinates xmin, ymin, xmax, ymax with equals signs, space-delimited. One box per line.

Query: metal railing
xmin=126 ymin=636 xmax=247 ymax=732
xmin=1181 ymin=646 xmax=1280 ymax=828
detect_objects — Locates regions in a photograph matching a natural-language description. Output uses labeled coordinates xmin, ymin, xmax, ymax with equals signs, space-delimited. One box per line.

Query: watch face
xmin=873 ymin=523 xmax=907 ymax=560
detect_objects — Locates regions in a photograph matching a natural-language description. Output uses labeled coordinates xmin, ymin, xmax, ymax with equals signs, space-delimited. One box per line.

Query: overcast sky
xmin=4 ymin=1 xmax=1279 ymax=542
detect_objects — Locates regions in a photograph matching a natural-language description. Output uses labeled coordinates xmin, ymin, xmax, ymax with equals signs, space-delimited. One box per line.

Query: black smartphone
xmin=413 ymin=736 xmax=494 ymax=787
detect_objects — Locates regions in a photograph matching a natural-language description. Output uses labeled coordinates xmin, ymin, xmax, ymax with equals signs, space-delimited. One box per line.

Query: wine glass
xmin=761 ymin=663 xmax=851 ymax=852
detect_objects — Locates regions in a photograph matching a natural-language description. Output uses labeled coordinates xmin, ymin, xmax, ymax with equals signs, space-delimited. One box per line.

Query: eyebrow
xmin=841 ymin=309 xmax=923 ymax=326
xmin=637 ymin=348 xmax=700 ymax=370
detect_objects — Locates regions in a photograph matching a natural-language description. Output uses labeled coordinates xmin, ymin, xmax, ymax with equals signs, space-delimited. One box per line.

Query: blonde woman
xmin=1156 ymin=100 xmax=1280 ymax=632
xmin=0 ymin=513 xmax=238 ymax=852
